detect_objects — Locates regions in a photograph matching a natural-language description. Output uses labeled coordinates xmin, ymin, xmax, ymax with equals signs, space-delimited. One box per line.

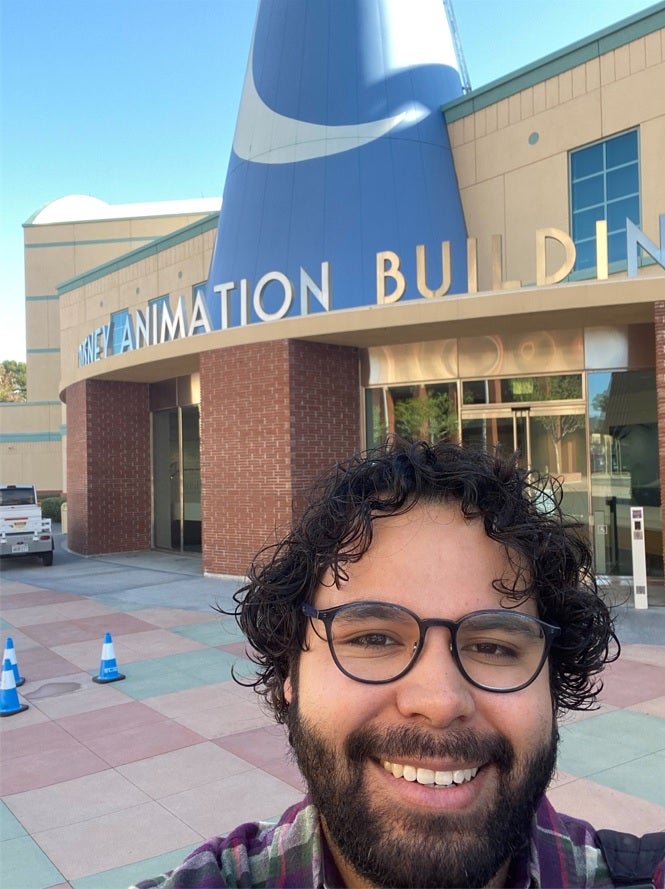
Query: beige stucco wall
xmin=59 ymin=225 xmax=217 ymax=388
xmin=10 ymin=208 xmax=218 ymax=493
xmin=0 ymin=402 xmax=64 ymax=491
xmin=448 ymin=28 xmax=665 ymax=291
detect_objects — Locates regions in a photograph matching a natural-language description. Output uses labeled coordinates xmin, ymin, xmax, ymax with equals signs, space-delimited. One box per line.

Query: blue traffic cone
xmin=3 ymin=637 xmax=25 ymax=687
xmin=0 ymin=658 xmax=29 ymax=717
xmin=92 ymin=632 xmax=126 ymax=684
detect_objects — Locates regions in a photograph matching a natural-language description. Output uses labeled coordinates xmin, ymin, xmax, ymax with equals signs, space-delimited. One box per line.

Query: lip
xmin=371 ymin=758 xmax=491 ymax=812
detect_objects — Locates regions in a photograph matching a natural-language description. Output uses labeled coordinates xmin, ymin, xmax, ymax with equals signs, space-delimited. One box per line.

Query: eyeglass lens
xmin=327 ymin=604 xmax=550 ymax=689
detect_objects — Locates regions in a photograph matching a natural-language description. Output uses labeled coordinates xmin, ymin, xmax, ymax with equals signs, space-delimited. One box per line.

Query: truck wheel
xmin=42 ymin=551 xmax=54 ymax=566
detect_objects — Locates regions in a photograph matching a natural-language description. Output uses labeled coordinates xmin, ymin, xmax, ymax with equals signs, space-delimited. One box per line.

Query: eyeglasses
xmin=302 ymin=601 xmax=560 ymax=693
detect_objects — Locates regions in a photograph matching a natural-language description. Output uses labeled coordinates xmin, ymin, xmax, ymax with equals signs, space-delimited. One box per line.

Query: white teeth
xmin=383 ymin=761 xmax=479 ymax=787
xmin=402 ymin=765 xmax=417 ymax=782
xmin=417 ymin=768 xmax=435 ymax=784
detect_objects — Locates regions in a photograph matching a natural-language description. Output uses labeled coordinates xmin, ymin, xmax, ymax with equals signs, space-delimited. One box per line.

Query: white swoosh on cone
xmin=232 ymin=40 xmax=416 ymax=165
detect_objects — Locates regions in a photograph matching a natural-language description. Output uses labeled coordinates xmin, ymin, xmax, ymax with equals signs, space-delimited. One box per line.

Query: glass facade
xmin=570 ymin=129 xmax=640 ymax=272
xmin=363 ymin=334 xmax=661 ymax=580
xmin=366 ymin=383 xmax=459 ymax=447
xmin=588 ymin=370 xmax=661 ymax=576
xmin=110 ymin=309 xmax=129 ymax=355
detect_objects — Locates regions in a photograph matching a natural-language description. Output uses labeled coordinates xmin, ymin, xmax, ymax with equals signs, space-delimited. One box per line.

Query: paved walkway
xmin=0 ymin=536 xmax=664 ymax=889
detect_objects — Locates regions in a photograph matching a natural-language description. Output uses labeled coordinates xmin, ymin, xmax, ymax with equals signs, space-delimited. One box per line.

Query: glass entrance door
xmin=461 ymin=404 xmax=588 ymax=529
xmin=152 ymin=406 xmax=201 ymax=552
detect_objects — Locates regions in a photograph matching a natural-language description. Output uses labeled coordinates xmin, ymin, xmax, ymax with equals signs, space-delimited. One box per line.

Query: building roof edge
xmin=443 ymin=1 xmax=665 ymax=121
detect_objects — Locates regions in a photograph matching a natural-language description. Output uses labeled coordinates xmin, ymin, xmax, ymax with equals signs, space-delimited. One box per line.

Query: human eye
xmin=463 ymin=637 xmax=522 ymax=662
xmin=344 ymin=631 xmax=400 ymax=649
xmin=333 ymin=611 xmax=412 ymax=657
xmin=334 ymin=623 xmax=408 ymax=656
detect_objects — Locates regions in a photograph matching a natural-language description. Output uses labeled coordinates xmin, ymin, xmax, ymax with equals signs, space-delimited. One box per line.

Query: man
xmin=133 ymin=439 xmax=664 ymax=889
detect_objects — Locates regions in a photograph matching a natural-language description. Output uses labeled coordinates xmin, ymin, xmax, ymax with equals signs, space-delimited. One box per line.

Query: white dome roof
xmin=27 ymin=195 xmax=111 ymax=224
xmin=26 ymin=194 xmax=221 ymax=225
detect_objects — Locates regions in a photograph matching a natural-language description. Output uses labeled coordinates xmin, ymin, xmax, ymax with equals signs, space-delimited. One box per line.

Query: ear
xmin=284 ymin=673 xmax=293 ymax=705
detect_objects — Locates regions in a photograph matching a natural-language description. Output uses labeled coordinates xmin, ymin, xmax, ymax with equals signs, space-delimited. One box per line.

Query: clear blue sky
xmin=0 ymin=0 xmax=657 ymax=362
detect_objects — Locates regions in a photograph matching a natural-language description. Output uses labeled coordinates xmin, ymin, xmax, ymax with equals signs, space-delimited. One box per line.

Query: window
xmin=149 ymin=295 xmax=170 ymax=327
xmin=366 ymin=383 xmax=459 ymax=447
xmin=110 ymin=309 xmax=129 ymax=355
xmin=192 ymin=282 xmax=206 ymax=304
xmin=462 ymin=375 xmax=583 ymax=405
xmin=570 ymin=130 xmax=639 ymax=272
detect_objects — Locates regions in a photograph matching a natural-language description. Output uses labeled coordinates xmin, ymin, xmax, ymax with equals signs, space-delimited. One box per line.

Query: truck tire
xmin=42 ymin=550 xmax=54 ymax=566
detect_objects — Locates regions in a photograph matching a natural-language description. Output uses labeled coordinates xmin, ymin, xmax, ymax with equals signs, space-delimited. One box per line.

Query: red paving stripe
xmin=56 ymin=701 xmax=167 ymax=741
xmin=1 ymin=590 xmax=82 ymax=608
xmin=0 ymin=743 xmax=109 ymax=795
xmin=18 ymin=614 xmax=160 ymax=647
xmin=601 ymin=657 xmax=665 ymax=707
xmin=1 ymin=721 xmax=81 ymax=761
xmin=11 ymin=647 xmax=81 ymax=681
xmin=81 ymin=722 xmax=207 ymax=767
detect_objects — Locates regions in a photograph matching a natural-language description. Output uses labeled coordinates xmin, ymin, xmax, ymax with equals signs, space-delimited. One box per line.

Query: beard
xmin=287 ymin=703 xmax=557 ymax=889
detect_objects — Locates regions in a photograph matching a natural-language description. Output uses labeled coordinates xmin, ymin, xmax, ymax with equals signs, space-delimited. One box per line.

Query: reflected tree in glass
xmin=393 ymin=387 xmax=457 ymax=443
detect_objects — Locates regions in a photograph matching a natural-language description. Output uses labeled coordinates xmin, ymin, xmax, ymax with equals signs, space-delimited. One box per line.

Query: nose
xmin=394 ymin=626 xmax=476 ymax=727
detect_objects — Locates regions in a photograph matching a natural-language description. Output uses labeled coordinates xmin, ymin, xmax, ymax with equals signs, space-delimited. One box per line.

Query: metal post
xmin=630 ymin=506 xmax=648 ymax=609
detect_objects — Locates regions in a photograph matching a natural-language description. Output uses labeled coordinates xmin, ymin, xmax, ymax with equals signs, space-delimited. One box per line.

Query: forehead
xmin=314 ymin=502 xmax=532 ymax=617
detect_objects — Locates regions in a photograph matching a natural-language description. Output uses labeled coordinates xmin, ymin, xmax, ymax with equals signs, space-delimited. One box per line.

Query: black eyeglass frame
xmin=302 ymin=601 xmax=561 ymax=693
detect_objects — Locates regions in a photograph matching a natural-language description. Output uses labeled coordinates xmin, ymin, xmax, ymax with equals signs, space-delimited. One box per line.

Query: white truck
xmin=0 ymin=484 xmax=55 ymax=566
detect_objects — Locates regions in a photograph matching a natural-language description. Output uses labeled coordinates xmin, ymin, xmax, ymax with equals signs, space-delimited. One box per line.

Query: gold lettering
xmin=491 ymin=235 xmax=521 ymax=290
xmin=535 ymin=228 xmax=575 ymax=285
xmin=467 ymin=238 xmax=478 ymax=294
xmin=416 ymin=243 xmax=451 ymax=298
xmin=376 ymin=251 xmax=405 ymax=304
xmin=595 ymin=220 xmax=608 ymax=280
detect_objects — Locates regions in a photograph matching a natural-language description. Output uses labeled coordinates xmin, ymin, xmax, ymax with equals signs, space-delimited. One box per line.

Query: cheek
xmin=477 ymin=666 xmax=553 ymax=744
xmin=503 ymin=680 xmax=554 ymax=750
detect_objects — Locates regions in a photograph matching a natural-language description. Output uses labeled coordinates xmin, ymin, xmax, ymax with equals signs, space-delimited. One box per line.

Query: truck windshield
xmin=0 ymin=488 xmax=36 ymax=506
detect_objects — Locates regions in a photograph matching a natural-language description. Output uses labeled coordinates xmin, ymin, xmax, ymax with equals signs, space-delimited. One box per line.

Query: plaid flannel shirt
xmin=130 ymin=794 xmax=664 ymax=889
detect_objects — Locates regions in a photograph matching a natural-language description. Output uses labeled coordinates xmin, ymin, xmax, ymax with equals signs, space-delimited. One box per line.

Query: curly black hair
xmin=231 ymin=437 xmax=619 ymax=722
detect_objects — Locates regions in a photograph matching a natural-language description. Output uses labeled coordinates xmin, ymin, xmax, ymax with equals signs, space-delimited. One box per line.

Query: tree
xmin=0 ymin=360 xmax=27 ymax=401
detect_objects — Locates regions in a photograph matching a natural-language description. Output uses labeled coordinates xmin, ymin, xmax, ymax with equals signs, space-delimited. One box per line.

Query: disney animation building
xmin=8 ymin=0 xmax=665 ymax=591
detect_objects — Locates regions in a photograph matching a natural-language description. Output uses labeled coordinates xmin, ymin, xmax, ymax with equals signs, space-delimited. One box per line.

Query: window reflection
xmin=366 ymin=383 xmax=459 ymax=447
xmin=588 ymin=370 xmax=661 ymax=576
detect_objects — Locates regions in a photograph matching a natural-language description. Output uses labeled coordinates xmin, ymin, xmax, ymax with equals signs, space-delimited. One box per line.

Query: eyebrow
xmin=336 ymin=603 xmax=414 ymax=623
xmin=463 ymin=614 xmax=542 ymax=636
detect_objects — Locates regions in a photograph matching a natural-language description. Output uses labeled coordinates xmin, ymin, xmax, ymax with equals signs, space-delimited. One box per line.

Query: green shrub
xmin=41 ymin=496 xmax=66 ymax=523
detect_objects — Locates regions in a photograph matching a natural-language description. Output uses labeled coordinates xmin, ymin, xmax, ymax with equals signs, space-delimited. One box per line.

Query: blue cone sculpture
xmin=205 ymin=0 xmax=467 ymax=330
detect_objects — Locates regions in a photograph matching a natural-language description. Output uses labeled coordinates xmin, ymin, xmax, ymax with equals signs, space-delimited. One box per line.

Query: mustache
xmin=345 ymin=724 xmax=515 ymax=771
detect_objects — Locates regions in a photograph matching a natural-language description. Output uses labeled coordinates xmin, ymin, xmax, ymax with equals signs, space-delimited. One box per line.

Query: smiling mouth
xmin=382 ymin=760 xmax=480 ymax=787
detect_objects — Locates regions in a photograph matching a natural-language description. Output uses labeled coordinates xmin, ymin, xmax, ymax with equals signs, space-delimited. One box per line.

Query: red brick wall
xmin=655 ymin=302 xmax=665 ymax=567
xmin=66 ymin=381 xmax=90 ymax=553
xmin=66 ymin=379 xmax=151 ymax=554
xmin=288 ymin=340 xmax=360 ymax=515
xmin=200 ymin=340 xmax=360 ymax=575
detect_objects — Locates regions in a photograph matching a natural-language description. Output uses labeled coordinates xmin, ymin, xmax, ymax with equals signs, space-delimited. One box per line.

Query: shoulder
xmin=531 ymin=798 xmax=614 ymax=887
xmin=130 ymin=798 xmax=323 ymax=889
xmin=532 ymin=798 xmax=665 ymax=889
